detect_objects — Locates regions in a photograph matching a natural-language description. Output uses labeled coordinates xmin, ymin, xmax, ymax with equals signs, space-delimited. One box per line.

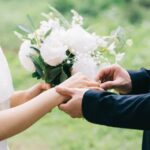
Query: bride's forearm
xmin=0 ymin=73 xmax=99 ymax=140
xmin=0 ymin=88 xmax=64 ymax=140
xmin=10 ymin=91 xmax=28 ymax=107
xmin=10 ymin=83 xmax=50 ymax=107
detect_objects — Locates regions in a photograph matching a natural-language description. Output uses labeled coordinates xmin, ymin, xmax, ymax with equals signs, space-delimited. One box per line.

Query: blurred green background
xmin=0 ymin=0 xmax=150 ymax=149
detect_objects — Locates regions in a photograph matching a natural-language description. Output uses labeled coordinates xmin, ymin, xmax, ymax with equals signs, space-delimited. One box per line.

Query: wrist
xmin=119 ymin=82 xmax=132 ymax=95
xmin=53 ymin=88 xmax=66 ymax=104
xmin=124 ymin=77 xmax=132 ymax=94
xmin=23 ymin=89 xmax=34 ymax=101
xmin=11 ymin=90 xmax=28 ymax=107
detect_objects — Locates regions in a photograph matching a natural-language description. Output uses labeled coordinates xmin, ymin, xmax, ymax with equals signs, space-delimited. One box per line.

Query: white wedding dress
xmin=0 ymin=47 xmax=14 ymax=150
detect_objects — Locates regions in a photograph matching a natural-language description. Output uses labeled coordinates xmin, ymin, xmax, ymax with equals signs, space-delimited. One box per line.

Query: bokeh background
xmin=0 ymin=0 xmax=150 ymax=149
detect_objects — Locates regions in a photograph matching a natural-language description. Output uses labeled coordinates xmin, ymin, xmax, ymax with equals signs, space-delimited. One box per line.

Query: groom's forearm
xmin=82 ymin=90 xmax=150 ymax=130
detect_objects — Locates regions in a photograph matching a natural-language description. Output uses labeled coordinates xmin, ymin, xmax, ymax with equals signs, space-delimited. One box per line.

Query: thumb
xmin=59 ymin=103 xmax=68 ymax=111
xmin=59 ymin=100 xmax=72 ymax=112
xmin=56 ymin=86 xmax=74 ymax=97
xmin=100 ymin=81 xmax=116 ymax=90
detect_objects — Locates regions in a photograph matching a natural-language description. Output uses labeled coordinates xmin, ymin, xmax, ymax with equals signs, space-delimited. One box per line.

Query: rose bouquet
xmin=15 ymin=6 xmax=132 ymax=87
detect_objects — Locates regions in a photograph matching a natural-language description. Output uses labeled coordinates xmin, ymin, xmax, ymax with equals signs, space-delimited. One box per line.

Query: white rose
xmin=64 ymin=25 xmax=98 ymax=55
xmin=40 ymin=29 xmax=67 ymax=66
xmin=19 ymin=40 xmax=36 ymax=72
xmin=72 ymin=56 xmax=98 ymax=80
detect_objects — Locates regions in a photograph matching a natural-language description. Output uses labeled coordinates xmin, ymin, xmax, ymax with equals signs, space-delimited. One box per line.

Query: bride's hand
xmin=11 ymin=83 xmax=50 ymax=107
xmin=59 ymin=72 xmax=100 ymax=89
xmin=25 ymin=83 xmax=51 ymax=99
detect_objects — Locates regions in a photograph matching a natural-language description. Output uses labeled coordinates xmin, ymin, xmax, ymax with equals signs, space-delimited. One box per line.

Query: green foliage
xmin=30 ymin=50 xmax=75 ymax=87
xmin=138 ymin=0 xmax=150 ymax=8
xmin=52 ymin=0 xmax=74 ymax=14
xmin=123 ymin=1 xmax=143 ymax=24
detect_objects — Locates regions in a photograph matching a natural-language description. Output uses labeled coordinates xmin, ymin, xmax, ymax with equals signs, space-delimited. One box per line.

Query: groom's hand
xmin=60 ymin=72 xmax=100 ymax=89
xmin=96 ymin=64 xmax=132 ymax=94
xmin=56 ymin=86 xmax=103 ymax=118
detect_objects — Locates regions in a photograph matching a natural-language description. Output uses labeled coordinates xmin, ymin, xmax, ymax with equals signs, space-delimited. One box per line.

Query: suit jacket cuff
xmin=82 ymin=90 xmax=106 ymax=124
xmin=128 ymin=68 xmax=150 ymax=94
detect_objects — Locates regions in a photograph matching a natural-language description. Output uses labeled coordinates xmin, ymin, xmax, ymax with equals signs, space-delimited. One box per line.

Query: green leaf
xmin=60 ymin=69 xmax=68 ymax=83
xmin=32 ymin=72 xmax=41 ymax=79
xmin=30 ymin=46 xmax=40 ymax=53
xmin=45 ymin=66 xmax=61 ymax=83
xmin=27 ymin=14 xmax=36 ymax=31
xmin=30 ymin=55 xmax=44 ymax=77
xmin=44 ymin=29 xmax=52 ymax=38
xmin=14 ymin=31 xmax=24 ymax=40
xmin=18 ymin=25 xmax=32 ymax=34
xmin=31 ymin=38 xmax=37 ymax=45
xmin=48 ymin=5 xmax=70 ymax=28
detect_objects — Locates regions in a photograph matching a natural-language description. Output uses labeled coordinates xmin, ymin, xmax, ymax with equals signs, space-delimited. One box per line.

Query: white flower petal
xmin=40 ymin=29 xmax=67 ymax=66
xmin=72 ymin=56 xmax=98 ymax=80
xmin=108 ymin=42 xmax=116 ymax=55
xmin=64 ymin=25 xmax=98 ymax=55
xmin=19 ymin=40 xmax=36 ymax=72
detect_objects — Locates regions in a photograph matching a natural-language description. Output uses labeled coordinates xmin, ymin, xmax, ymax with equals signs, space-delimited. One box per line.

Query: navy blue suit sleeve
xmin=82 ymin=90 xmax=150 ymax=130
xmin=128 ymin=68 xmax=150 ymax=94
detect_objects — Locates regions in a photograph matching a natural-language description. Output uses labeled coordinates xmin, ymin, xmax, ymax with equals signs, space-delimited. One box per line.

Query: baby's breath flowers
xmin=15 ymin=7 xmax=130 ymax=86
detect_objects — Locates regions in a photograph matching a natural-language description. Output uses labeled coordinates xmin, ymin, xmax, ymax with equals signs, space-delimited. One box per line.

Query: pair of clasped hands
xmin=24 ymin=64 xmax=132 ymax=119
xmin=55 ymin=64 xmax=132 ymax=118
